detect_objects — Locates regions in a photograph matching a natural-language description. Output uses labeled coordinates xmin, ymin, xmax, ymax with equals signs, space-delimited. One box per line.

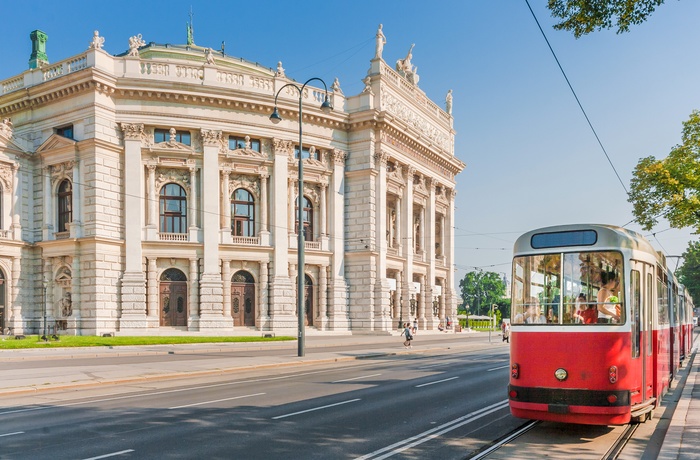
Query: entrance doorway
xmin=0 ymin=271 xmax=5 ymax=333
xmin=160 ymin=268 xmax=187 ymax=327
xmin=232 ymin=270 xmax=256 ymax=327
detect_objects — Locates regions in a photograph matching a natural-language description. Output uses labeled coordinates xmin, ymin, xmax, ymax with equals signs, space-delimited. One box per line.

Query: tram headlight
xmin=609 ymin=365 xmax=618 ymax=384
xmin=554 ymin=368 xmax=568 ymax=381
xmin=511 ymin=363 xmax=519 ymax=379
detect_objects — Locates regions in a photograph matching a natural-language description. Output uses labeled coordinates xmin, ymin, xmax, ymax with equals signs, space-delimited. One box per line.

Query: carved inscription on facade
xmin=380 ymin=89 xmax=449 ymax=151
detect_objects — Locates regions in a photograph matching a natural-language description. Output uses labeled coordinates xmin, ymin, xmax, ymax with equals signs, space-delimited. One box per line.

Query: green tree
xmin=458 ymin=270 xmax=507 ymax=316
xmin=677 ymin=240 xmax=700 ymax=305
xmin=547 ymin=0 xmax=666 ymax=38
xmin=628 ymin=110 xmax=700 ymax=232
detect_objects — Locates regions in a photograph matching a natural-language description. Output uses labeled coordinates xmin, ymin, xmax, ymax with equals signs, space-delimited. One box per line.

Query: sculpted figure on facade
xmin=205 ymin=47 xmax=216 ymax=65
xmin=331 ymin=77 xmax=342 ymax=94
xmin=276 ymin=61 xmax=286 ymax=78
xmin=120 ymin=122 xmax=144 ymax=141
xmin=395 ymin=44 xmax=419 ymax=85
xmin=128 ymin=34 xmax=145 ymax=57
xmin=0 ymin=118 xmax=12 ymax=139
xmin=362 ymin=76 xmax=373 ymax=94
xmin=88 ymin=30 xmax=105 ymax=50
xmin=445 ymin=89 xmax=453 ymax=115
xmin=375 ymin=24 xmax=386 ymax=59
xmin=59 ymin=291 xmax=72 ymax=317
xmin=200 ymin=129 xmax=222 ymax=146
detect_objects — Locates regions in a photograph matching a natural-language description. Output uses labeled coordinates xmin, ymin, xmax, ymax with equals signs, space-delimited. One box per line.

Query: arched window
xmin=295 ymin=196 xmax=314 ymax=242
xmin=160 ymin=268 xmax=187 ymax=282
xmin=57 ymin=179 xmax=72 ymax=233
xmin=231 ymin=188 xmax=255 ymax=237
xmin=159 ymin=183 xmax=187 ymax=233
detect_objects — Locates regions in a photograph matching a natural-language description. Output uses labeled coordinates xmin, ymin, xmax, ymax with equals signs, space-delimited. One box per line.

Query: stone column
xmin=222 ymin=260 xmax=231 ymax=318
xmin=268 ymin=139 xmax=294 ymax=329
xmin=10 ymin=256 xmax=22 ymax=333
xmin=328 ymin=149 xmax=348 ymax=330
xmin=373 ymin=150 xmax=390 ymax=331
xmin=42 ymin=166 xmax=53 ymax=240
xmin=447 ymin=189 xmax=457 ymax=320
xmin=70 ymin=159 xmax=82 ymax=238
xmin=395 ymin=194 xmax=402 ymax=254
xmin=198 ymin=129 xmax=228 ymax=330
xmin=439 ymin=278 xmax=446 ymax=324
xmin=258 ymin=261 xmax=270 ymax=329
xmin=11 ymin=163 xmax=21 ymax=240
xmin=402 ymin=166 xmax=415 ymax=326
xmin=188 ymin=258 xmax=200 ymax=328
xmin=147 ymin=258 xmax=158 ymax=321
xmin=424 ymin=178 xmax=436 ymax=329
xmin=188 ymin=163 xmax=198 ymax=241
xmin=318 ymin=264 xmax=327 ymax=329
xmin=69 ymin=251 xmax=81 ymax=333
xmin=319 ymin=183 xmax=327 ymax=236
xmin=395 ymin=271 xmax=403 ymax=329
xmin=440 ymin=215 xmax=446 ymax=259
xmin=146 ymin=164 xmax=157 ymax=241
xmin=259 ymin=172 xmax=270 ymax=245
xmin=221 ymin=168 xmax=232 ymax=244
xmin=118 ymin=123 xmax=147 ymax=331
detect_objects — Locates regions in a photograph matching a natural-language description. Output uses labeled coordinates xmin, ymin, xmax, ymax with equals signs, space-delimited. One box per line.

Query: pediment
xmin=36 ymin=134 xmax=77 ymax=153
xmin=149 ymin=141 xmax=195 ymax=153
xmin=0 ymin=134 xmax=28 ymax=154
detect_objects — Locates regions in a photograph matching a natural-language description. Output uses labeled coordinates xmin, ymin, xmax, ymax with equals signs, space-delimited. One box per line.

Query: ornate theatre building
xmin=0 ymin=27 xmax=464 ymax=335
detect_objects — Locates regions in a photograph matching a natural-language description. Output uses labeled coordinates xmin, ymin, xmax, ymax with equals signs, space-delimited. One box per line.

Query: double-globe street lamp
xmin=270 ymin=78 xmax=332 ymax=357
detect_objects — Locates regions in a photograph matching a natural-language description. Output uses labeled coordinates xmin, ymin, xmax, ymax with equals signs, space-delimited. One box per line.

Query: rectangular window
xmin=294 ymin=146 xmax=312 ymax=159
xmin=631 ymin=269 xmax=640 ymax=358
xmin=647 ymin=272 xmax=653 ymax=356
xmin=512 ymin=250 xmax=625 ymax=326
xmin=531 ymin=230 xmax=597 ymax=249
xmin=229 ymin=135 xmax=261 ymax=152
xmin=155 ymin=128 xmax=191 ymax=145
xmin=56 ymin=125 xmax=74 ymax=139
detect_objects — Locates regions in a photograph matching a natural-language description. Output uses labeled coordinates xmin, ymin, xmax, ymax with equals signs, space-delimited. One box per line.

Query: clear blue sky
xmin=2 ymin=1 xmax=698 ymax=281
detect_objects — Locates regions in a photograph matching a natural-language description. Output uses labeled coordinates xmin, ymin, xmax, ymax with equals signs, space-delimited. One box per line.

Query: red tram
xmin=507 ymin=224 xmax=695 ymax=425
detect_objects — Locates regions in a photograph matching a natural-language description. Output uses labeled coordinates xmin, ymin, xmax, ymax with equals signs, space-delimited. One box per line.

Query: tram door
xmin=632 ymin=261 xmax=655 ymax=403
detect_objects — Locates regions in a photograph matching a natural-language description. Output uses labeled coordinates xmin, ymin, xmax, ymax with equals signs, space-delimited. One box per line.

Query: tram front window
xmin=511 ymin=251 xmax=624 ymax=325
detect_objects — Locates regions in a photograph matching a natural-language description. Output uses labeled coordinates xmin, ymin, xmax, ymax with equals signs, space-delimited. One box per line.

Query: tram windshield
xmin=511 ymin=251 xmax=625 ymax=325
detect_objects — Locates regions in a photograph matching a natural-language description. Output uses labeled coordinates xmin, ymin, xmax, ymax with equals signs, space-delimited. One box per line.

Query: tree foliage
xmin=547 ymin=0 xmax=665 ymax=38
xmin=458 ymin=270 xmax=507 ymax=316
xmin=677 ymin=240 xmax=700 ymax=306
xmin=628 ymin=110 xmax=700 ymax=232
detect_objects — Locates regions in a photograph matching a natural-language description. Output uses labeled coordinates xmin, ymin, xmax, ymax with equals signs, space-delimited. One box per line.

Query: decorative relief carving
xmin=120 ymin=123 xmax=144 ymax=141
xmin=273 ymin=138 xmax=294 ymax=156
xmin=380 ymin=90 xmax=449 ymax=151
xmin=229 ymin=175 xmax=260 ymax=199
xmin=0 ymin=164 xmax=12 ymax=190
xmin=50 ymin=161 xmax=75 ymax=182
xmin=201 ymin=129 xmax=222 ymax=146
xmin=374 ymin=150 xmax=389 ymax=169
xmin=387 ymin=162 xmax=404 ymax=184
xmin=332 ymin=148 xmax=347 ymax=165
xmin=155 ymin=168 xmax=191 ymax=191
xmin=230 ymin=135 xmax=266 ymax=158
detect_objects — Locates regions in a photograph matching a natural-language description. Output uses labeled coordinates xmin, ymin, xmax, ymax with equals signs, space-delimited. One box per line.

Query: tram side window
xmin=631 ymin=270 xmax=640 ymax=358
xmin=657 ymin=268 xmax=669 ymax=326
xmin=512 ymin=250 xmax=625 ymax=325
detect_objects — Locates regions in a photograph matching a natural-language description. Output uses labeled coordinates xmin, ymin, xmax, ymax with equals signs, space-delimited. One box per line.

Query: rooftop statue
xmin=276 ymin=61 xmax=286 ymax=78
xmin=331 ymin=77 xmax=342 ymax=94
xmin=395 ymin=44 xmax=419 ymax=86
xmin=88 ymin=30 xmax=105 ymax=50
xmin=128 ymin=34 xmax=145 ymax=57
xmin=445 ymin=89 xmax=453 ymax=115
xmin=375 ymin=24 xmax=386 ymax=59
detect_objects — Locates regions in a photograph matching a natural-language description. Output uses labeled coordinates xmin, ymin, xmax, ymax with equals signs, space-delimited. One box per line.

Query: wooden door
xmin=160 ymin=282 xmax=187 ymax=327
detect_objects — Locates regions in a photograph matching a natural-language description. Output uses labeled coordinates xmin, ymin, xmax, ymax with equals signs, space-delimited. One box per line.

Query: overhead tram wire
xmin=524 ymin=0 xmax=628 ymax=195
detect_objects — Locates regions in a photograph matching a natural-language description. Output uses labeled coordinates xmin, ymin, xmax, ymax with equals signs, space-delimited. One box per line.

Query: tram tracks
xmin=602 ymin=422 xmax=638 ymax=460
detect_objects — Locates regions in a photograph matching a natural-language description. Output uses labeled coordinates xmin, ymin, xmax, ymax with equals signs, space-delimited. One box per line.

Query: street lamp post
xmin=270 ymin=77 xmax=332 ymax=358
xmin=489 ymin=304 xmax=498 ymax=343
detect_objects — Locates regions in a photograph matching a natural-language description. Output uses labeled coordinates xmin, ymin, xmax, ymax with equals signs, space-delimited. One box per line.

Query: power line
xmin=525 ymin=0 xmax=628 ymax=195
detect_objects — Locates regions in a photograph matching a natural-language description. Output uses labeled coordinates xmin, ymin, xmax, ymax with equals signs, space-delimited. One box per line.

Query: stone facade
xmin=0 ymin=30 xmax=464 ymax=335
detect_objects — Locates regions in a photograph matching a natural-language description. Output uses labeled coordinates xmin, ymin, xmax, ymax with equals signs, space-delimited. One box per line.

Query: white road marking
xmin=332 ymin=374 xmax=382 ymax=383
xmin=0 ymin=365 xmax=373 ymax=417
xmin=82 ymin=450 xmax=134 ymax=460
xmin=168 ymin=392 xmax=265 ymax=409
xmin=487 ymin=365 xmax=511 ymax=371
xmin=415 ymin=376 xmax=458 ymax=388
xmin=0 ymin=431 xmax=24 ymax=437
xmin=273 ymin=398 xmax=361 ymax=420
xmin=355 ymin=400 xmax=509 ymax=460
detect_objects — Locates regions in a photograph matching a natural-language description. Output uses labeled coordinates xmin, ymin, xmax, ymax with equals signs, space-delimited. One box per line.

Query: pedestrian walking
xmin=412 ymin=318 xmax=418 ymax=334
xmin=402 ymin=323 xmax=413 ymax=348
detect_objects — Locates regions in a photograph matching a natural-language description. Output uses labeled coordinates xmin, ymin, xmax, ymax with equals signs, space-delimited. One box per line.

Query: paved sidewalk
xmin=659 ymin=345 xmax=700 ymax=460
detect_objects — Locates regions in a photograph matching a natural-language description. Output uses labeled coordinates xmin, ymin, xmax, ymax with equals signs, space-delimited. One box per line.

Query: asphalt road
xmin=0 ymin=345 xmax=518 ymax=460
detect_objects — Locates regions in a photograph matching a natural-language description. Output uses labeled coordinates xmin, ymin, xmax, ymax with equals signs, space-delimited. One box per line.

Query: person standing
xmin=412 ymin=318 xmax=418 ymax=334
xmin=402 ymin=323 xmax=413 ymax=348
